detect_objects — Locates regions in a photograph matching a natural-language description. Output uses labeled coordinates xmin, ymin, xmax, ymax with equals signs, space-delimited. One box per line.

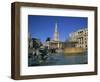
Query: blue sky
xmin=28 ymin=15 xmax=87 ymax=43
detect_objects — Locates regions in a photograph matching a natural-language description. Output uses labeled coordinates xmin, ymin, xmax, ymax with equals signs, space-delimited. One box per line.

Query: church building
xmin=44 ymin=23 xmax=63 ymax=50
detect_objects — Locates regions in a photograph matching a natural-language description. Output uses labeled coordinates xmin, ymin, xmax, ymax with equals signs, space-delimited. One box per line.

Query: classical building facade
xmin=69 ymin=28 xmax=88 ymax=49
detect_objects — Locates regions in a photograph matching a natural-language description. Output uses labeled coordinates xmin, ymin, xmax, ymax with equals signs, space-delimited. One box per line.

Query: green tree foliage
xmin=46 ymin=37 xmax=51 ymax=42
xmin=32 ymin=38 xmax=42 ymax=49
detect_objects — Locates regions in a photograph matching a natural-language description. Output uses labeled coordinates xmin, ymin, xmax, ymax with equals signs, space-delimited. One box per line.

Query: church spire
xmin=54 ymin=22 xmax=59 ymax=41
xmin=55 ymin=23 xmax=58 ymax=32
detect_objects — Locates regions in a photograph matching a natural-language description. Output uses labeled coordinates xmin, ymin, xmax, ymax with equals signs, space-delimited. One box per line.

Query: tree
xmin=45 ymin=37 xmax=51 ymax=49
xmin=46 ymin=37 xmax=51 ymax=42
xmin=32 ymin=38 xmax=42 ymax=49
